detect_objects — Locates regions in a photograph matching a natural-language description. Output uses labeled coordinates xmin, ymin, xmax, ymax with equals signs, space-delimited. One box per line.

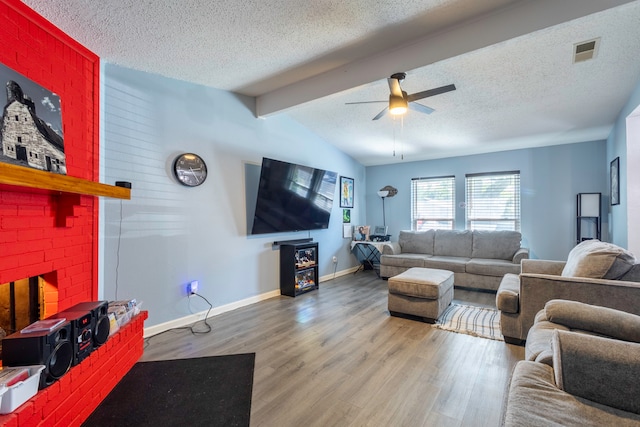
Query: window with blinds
xmin=465 ymin=171 xmax=521 ymax=231
xmin=411 ymin=176 xmax=455 ymax=230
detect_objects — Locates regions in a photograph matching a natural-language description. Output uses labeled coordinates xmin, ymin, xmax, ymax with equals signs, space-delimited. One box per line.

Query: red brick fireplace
xmin=0 ymin=1 xmax=146 ymax=425
xmin=0 ymin=0 xmax=99 ymax=306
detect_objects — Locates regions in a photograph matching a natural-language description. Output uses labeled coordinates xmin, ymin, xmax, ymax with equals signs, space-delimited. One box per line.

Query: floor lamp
xmin=377 ymin=185 xmax=397 ymax=231
xmin=377 ymin=190 xmax=389 ymax=227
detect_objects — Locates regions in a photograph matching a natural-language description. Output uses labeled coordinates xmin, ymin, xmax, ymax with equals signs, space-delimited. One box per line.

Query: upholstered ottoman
xmin=388 ymin=267 xmax=454 ymax=323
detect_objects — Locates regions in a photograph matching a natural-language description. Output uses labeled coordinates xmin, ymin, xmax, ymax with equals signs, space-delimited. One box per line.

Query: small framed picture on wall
xmin=343 ymin=209 xmax=351 ymax=223
xmin=611 ymin=157 xmax=620 ymax=206
xmin=340 ymin=176 xmax=354 ymax=208
xmin=343 ymin=225 xmax=352 ymax=239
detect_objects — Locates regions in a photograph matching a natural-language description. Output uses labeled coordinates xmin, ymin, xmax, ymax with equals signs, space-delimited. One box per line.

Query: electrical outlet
xmin=187 ymin=280 xmax=199 ymax=295
xmin=332 ymin=256 xmax=338 ymax=263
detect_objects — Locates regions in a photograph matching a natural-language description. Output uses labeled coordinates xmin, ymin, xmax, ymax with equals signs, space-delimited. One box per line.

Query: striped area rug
xmin=434 ymin=303 xmax=504 ymax=341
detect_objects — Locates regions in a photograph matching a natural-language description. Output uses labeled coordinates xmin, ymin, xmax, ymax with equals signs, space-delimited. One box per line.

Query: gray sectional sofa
xmin=380 ymin=229 xmax=529 ymax=291
xmin=502 ymin=300 xmax=640 ymax=426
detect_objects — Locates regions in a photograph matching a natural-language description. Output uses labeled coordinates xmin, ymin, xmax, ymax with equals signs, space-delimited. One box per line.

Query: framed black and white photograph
xmin=610 ymin=157 xmax=620 ymax=206
xmin=340 ymin=176 xmax=354 ymax=208
xmin=0 ymin=63 xmax=65 ymax=174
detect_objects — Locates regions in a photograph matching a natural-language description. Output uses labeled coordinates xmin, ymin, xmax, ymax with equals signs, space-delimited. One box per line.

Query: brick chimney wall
xmin=0 ymin=0 xmax=99 ymax=304
xmin=0 ymin=2 xmax=146 ymax=426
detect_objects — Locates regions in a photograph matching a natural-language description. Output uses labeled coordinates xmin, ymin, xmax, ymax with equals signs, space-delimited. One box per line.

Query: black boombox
xmin=2 ymin=322 xmax=74 ymax=389
xmin=370 ymin=234 xmax=390 ymax=242
xmin=2 ymin=300 xmax=110 ymax=389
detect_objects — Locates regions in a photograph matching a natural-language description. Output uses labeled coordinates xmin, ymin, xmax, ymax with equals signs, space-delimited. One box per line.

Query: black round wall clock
xmin=173 ymin=153 xmax=207 ymax=187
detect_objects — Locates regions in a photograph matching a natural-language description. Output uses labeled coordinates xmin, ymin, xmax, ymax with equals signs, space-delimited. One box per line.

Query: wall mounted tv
xmin=251 ymin=158 xmax=337 ymax=235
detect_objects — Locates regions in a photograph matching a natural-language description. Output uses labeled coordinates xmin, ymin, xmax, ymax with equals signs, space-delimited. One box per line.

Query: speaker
xmin=48 ymin=310 xmax=94 ymax=366
xmin=2 ymin=322 xmax=73 ymax=389
xmin=66 ymin=301 xmax=110 ymax=347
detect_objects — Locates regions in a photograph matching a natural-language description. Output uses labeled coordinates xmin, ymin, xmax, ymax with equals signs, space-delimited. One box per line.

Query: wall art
xmin=610 ymin=157 xmax=620 ymax=206
xmin=343 ymin=209 xmax=351 ymax=223
xmin=0 ymin=63 xmax=65 ymax=174
xmin=340 ymin=176 xmax=354 ymax=208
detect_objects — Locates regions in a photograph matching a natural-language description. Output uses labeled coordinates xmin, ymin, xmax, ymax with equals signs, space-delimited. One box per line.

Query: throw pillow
xmin=561 ymin=239 xmax=636 ymax=279
xmin=399 ymin=230 xmax=434 ymax=254
xmin=471 ymin=230 xmax=521 ymax=260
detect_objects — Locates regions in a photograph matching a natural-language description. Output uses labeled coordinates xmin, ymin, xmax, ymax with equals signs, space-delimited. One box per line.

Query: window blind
xmin=465 ymin=171 xmax=520 ymax=231
xmin=411 ymin=176 xmax=455 ymax=230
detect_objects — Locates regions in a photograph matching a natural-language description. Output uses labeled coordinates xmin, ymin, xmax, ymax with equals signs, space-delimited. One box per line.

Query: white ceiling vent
xmin=573 ymin=38 xmax=600 ymax=63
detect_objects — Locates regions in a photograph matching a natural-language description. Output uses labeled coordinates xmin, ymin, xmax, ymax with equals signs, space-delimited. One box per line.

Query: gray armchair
xmin=503 ymin=329 xmax=640 ymax=426
xmin=503 ymin=300 xmax=640 ymax=425
xmin=496 ymin=244 xmax=640 ymax=344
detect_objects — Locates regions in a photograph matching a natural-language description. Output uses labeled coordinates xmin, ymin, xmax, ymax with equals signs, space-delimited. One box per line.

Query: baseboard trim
xmin=143 ymin=289 xmax=281 ymax=338
xmin=144 ymin=266 xmax=361 ymax=338
xmin=319 ymin=266 xmax=360 ymax=282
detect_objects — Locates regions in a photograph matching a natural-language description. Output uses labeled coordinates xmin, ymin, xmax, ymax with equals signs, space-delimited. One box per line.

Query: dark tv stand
xmin=279 ymin=242 xmax=319 ymax=297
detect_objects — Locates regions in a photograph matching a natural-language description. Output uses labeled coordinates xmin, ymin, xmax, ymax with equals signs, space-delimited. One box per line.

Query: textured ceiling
xmin=23 ymin=0 xmax=640 ymax=166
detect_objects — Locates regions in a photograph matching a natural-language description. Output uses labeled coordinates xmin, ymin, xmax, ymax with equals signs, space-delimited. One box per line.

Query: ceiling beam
xmin=256 ymin=0 xmax=633 ymax=117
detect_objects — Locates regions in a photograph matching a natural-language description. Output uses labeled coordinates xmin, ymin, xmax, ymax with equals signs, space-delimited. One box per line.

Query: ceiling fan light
xmin=389 ymin=94 xmax=408 ymax=115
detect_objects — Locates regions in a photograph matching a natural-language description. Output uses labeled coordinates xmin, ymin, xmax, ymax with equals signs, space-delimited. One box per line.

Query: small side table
xmin=350 ymin=241 xmax=387 ymax=277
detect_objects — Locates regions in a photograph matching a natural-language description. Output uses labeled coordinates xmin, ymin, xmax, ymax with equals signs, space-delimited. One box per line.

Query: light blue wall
xmin=98 ymin=62 xmax=638 ymax=329
xmin=607 ymin=79 xmax=640 ymax=247
xmin=99 ymin=63 xmax=364 ymax=328
xmin=365 ymin=141 xmax=608 ymax=260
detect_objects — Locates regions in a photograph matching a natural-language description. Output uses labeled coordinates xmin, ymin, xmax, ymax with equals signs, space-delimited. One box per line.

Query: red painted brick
xmin=0 ymin=0 xmax=133 ymax=422
xmin=75 ymin=405 xmax=94 ymax=426
xmin=15 ymin=405 xmax=38 ymax=426
xmin=0 ymin=267 xmax=32 ymax=284
xmin=56 ymin=411 xmax=77 ymax=427
xmin=31 ymin=391 xmax=48 ymax=415
xmin=40 ymin=412 xmax=56 ymax=427
xmin=42 ymin=394 xmax=65 ymax=416
xmin=1 ymin=216 xmax=30 ymax=229
xmin=0 ymin=205 xmax=18 ymax=218
xmin=17 ymin=205 xmax=46 ymax=217
xmin=41 ymin=383 xmax=56 ymax=398
xmin=26 ymin=216 xmax=55 ymax=229
xmin=0 ymin=414 xmax=19 ymax=427
xmin=18 ymin=251 xmax=45 ymax=267
xmin=17 ymin=228 xmax=45 ymax=242
xmin=51 ymin=396 xmax=75 ymax=425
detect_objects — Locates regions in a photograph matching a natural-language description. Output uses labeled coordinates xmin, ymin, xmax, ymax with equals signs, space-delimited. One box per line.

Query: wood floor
xmin=141 ymin=271 xmax=524 ymax=427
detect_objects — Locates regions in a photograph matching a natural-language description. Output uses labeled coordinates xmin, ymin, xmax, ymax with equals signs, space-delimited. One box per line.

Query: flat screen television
xmin=251 ymin=158 xmax=337 ymax=235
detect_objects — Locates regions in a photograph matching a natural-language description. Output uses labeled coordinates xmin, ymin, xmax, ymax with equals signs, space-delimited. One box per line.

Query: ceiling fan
xmin=346 ymin=72 xmax=456 ymax=121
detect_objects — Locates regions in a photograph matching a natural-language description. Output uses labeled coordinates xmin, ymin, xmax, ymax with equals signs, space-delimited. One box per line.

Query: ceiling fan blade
xmin=372 ymin=106 xmax=388 ymax=121
xmin=388 ymin=78 xmax=403 ymax=97
xmin=345 ymin=100 xmax=387 ymax=105
xmin=407 ymin=84 xmax=456 ymax=102
xmin=409 ymin=102 xmax=435 ymax=115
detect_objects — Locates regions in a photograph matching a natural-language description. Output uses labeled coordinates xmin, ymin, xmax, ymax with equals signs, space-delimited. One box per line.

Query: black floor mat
xmin=82 ymin=353 xmax=255 ymax=427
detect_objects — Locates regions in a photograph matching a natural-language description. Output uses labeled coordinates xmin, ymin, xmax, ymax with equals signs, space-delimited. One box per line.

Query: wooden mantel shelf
xmin=0 ymin=162 xmax=131 ymax=199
